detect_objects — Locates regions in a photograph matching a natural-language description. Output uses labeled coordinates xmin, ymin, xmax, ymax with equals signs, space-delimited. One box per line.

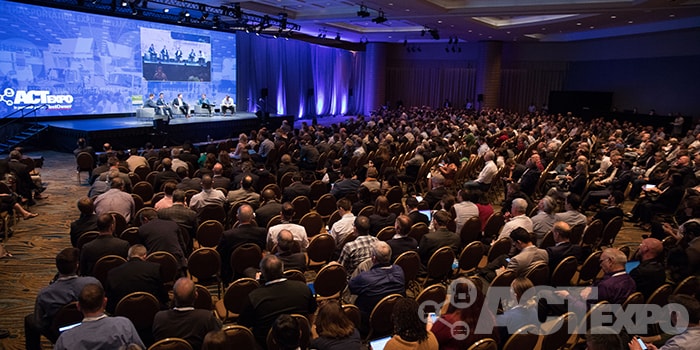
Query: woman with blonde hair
xmin=310 ymin=300 xmax=361 ymax=350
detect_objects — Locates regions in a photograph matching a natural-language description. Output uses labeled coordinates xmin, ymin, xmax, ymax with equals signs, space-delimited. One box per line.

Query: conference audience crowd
xmin=14 ymin=104 xmax=700 ymax=349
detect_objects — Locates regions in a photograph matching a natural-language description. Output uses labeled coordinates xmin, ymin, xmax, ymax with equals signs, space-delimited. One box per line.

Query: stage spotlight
xmin=233 ymin=3 xmax=242 ymax=18
xmin=163 ymin=8 xmax=169 ymax=13
xmin=403 ymin=39 xmax=407 ymax=46
xmin=421 ymin=29 xmax=425 ymax=36
xmin=372 ymin=10 xmax=387 ymax=24
xmin=212 ymin=15 xmax=220 ymax=29
xmin=429 ymin=28 xmax=439 ymax=40
xmin=121 ymin=1 xmax=127 ymax=7
xmin=201 ymin=12 xmax=208 ymax=21
xmin=448 ymin=37 xmax=453 ymax=44
xmin=184 ymin=11 xmax=190 ymax=17
xmin=335 ymin=33 xmax=341 ymax=41
xmin=357 ymin=4 xmax=370 ymax=18
xmin=445 ymin=47 xmax=449 ymax=52
xmin=452 ymin=46 xmax=456 ymax=52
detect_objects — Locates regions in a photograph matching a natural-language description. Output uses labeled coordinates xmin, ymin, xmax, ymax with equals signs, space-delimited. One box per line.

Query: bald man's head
xmin=173 ymin=277 xmax=196 ymax=307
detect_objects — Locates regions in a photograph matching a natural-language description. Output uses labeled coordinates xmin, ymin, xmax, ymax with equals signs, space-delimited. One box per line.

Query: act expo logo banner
xmin=1 ymin=88 xmax=74 ymax=110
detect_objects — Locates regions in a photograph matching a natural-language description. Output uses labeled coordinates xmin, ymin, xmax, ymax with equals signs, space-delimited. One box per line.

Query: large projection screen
xmin=0 ymin=2 xmax=236 ymax=117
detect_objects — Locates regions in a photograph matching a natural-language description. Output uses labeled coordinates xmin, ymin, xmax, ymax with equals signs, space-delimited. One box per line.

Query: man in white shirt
xmin=498 ymin=198 xmax=533 ymax=240
xmin=452 ymin=189 xmax=479 ymax=234
xmin=267 ymin=202 xmax=309 ymax=251
xmin=328 ymin=198 xmax=356 ymax=247
xmin=220 ymin=95 xmax=235 ymax=115
xmin=188 ymin=175 xmax=226 ymax=212
xmin=468 ymin=150 xmax=498 ymax=192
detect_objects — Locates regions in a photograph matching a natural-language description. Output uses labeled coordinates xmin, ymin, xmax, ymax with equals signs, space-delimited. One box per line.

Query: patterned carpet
xmin=0 ymin=150 xmax=648 ymax=349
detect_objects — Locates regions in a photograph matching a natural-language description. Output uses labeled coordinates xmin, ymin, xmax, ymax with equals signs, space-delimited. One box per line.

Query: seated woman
xmin=437 ymin=153 xmax=460 ymax=188
xmin=310 ymin=300 xmax=361 ymax=350
xmin=1 ymin=174 xmax=38 ymax=220
xmin=368 ymin=196 xmax=396 ymax=236
xmin=385 ymin=297 xmax=438 ymax=350
xmin=428 ymin=278 xmax=498 ymax=350
xmin=496 ymin=277 xmax=539 ymax=341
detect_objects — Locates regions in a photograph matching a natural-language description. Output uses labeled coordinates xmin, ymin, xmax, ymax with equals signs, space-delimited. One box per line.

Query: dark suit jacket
xmin=519 ymin=168 xmax=542 ymax=197
xmin=368 ymin=213 xmax=397 ymax=236
xmin=387 ymin=236 xmax=418 ymax=262
xmin=278 ymin=251 xmax=307 ymax=272
xmin=79 ymin=235 xmax=129 ymax=276
xmin=217 ymin=224 xmax=267 ymax=283
xmin=629 ymin=259 xmax=667 ymax=299
xmin=418 ymin=228 xmax=460 ymax=266
xmin=255 ymin=201 xmax=283 ymax=229
xmin=179 ymin=152 xmax=199 ymax=168
xmin=153 ymin=169 xmax=180 ymax=192
xmin=8 ymin=159 xmax=35 ymax=199
xmin=139 ymin=218 xmax=187 ymax=268
xmin=157 ymin=203 xmax=198 ymax=246
xmin=105 ymin=258 xmax=168 ymax=313
xmin=330 ymin=179 xmax=360 ymax=199
xmin=211 ymin=175 xmax=231 ymax=191
xmin=69 ymin=214 xmax=99 ymax=247
xmin=177 ymin=177 xmax=202 ymax=191
xmin=282 ymin=182 xmax=311 ymax=203
xmin=545 ymin=242 xmax=584 ymax=272
xmin=153 ymin=308 xmax=222 ymax=350
xmin=423 ymin=186 xmax=448 ymax=211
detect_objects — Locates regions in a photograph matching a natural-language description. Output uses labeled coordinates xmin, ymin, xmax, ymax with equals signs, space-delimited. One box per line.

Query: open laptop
xmin=625 ymin=260 xmax=640 ymax=274
xmin=419 ymin=210 xmax=432 ymax=222
xmin=369 ymin=336 xmax=392 ymax=350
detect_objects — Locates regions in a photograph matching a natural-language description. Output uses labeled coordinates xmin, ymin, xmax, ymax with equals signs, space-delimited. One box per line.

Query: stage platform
xmin=38 ymin=112 xmax=294 ymax=152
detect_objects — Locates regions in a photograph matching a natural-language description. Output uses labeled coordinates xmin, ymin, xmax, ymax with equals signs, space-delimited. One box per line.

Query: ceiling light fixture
xmin=372 ymin=9 xmax=387 ymax=24
xmin=357 ymin=4 xmax=370 ymax=18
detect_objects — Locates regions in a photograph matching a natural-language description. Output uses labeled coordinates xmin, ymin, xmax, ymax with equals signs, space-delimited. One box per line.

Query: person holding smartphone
xmin=627 ymin=294 xmax=700 ymax=350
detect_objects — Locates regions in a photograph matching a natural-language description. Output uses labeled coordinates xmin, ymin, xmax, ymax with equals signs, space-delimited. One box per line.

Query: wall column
xmin=475 ymin=41 xmax=503 ymax=110
xmin=364 ymin=43 xmax=387 ymax=115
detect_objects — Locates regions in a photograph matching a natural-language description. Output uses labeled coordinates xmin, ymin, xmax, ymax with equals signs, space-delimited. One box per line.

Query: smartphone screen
xmin=636 ymin=338 xmax=648 ymax=350
xmin=428 ymin=312 xmax=437 ymax=323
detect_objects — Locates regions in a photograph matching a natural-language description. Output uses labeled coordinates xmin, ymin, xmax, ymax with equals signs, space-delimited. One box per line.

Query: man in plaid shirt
xmin=338 ymin=216 xmax=377 ymax=274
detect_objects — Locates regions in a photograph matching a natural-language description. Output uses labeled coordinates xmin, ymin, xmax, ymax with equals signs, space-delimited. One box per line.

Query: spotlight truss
xmin=372 ymin=9 xmax=387 ymax=24
xmin=15 ymin=0 xmax=302 ymax=35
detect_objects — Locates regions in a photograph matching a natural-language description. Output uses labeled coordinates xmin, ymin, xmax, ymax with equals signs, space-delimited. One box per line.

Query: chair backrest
xmin=458 ymin=241 xmax=484 ymax=274
xmin=539 ymin=231 xmax=555 ymax=249
xmin=415 ymin=284 xmax=447 ymax=316
xmin=646 ymin=283 xmax=673 ymax=305
xmin=193 ymin=284 xmax=213 ymax=310
xmin=76 ymin=152 xmax=94 ymax=171
xmin=196 ymin=220 xmax=224 ymax=248
xmin=550 ymin=256 xmax=578 ymax=287
xmin=388 ymin=202 xmax=404 ymax=217
xmin=279 ymin=172 xmax=295 ymax=189
xmin=49 ymin=302 xmax=82 ymax=339
xmin=368 ymin=294 xmax=402 ymax=340
xmin=523 ymin=262 xmax=549 ymax=286
xmin=581 ymin=219 xmax=604 ymax=247
xmin=466 ymin=338 xmax=498 ymax=350
xmin=77 ymin=231 xmax=100 ymax=249
xmin=267 ymin=314 xmax=311 ymax=350
xmin=385 ymin=186 xmax=403 ymax=205
xmin=376 ymin=226 xmax=396 ymax=241
xmin=222 ymin=325 xmax=256 ymax=349
xmin=621 ymin=291 xmax=645 ymax=309
xmin=672 ymin=276 xmax=699 ymax=296
xmin=358 ymin=205 xmax=375 ymax=218
xmin=135 ymin=207 xmax=157 ymax=227
xmin=342 ymin=304 xmax=362 ymax=330
xmin=569 ymin=224 xmax=585 ymax=245
xmin=230 ymin=243 xmax=262 ymax=276
xmin=132 ymin=181 xmax=154 ymax=202
xmin=114 ymin=291 xmax=160 ymax=330
xmin=299 ymin=212 xmax=324 ymax=238
xmin=92 ymin=255 xmax=127 ymax=287
xmin=502 ymin=325 xmax=539 ymax=350
xmin=407 ymin=222 xmax=429 ymax=242
xmin=394 ymin=250 xmax=421 ymax=287
xmin=540 ymin=312 xmax=576 ymax=350
xmin=460 ymin=217 xmax=482 ymax=246
xmin=197 ymin=204 xmax=226 ymax=225
xmin=146 ymin=251 xmax=180 ymax=284
xmin=598 ymin=216 xmax=623 ymax=248
xmin=120 ymin=227 xmax=141 ymax=246
xmin=306 ymin=233 xmax=336 ymax=265
xmin=148 ymin=338 xmax=193 ymax=350
xmin=283 ymin=269 xmax=307 ymax=283
xmin=577 ymin=250 xmax=602 ymax=285
xmin=308 ymin=180 xmax=327 ymax=203
xmin=487 ymin=237 xmax=512 ymax=263
xmin=291 ymin=196 xmax=312 ymax=222
xmin=313 ymin=263 xmax=348 ymax=297
xmin=483 ymin=212 xmax=505 ymax=241
xmin=266 ymin=214 xmax=283 ymax=230
xmin=426 ymin=246 xmax=455 ymax=282
xmin=314 ymin=193 xmax=337 ymax=218
xmin=222 ymin=277 xmax=260 ymax=315
xmin=131 ymin=193 xmax=144 ymax=216
xmin=187 ymin=248 xmax=221 ymax=282
xmin=108 ymin=211 xmax=128 ymax=237
xmin=327 ymin=210 xmax=342 ymax=228
xmin=490 ymin=269 xmax=516 ymax=288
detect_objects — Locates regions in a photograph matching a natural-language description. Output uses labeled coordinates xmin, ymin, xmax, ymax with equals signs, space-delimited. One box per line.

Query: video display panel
xmin=0 ymin=2 xmax=236 ymax=117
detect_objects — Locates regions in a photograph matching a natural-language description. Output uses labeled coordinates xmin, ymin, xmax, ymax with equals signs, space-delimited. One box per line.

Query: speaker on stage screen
xmin=0 ymin=1 xmax=236 ymax=118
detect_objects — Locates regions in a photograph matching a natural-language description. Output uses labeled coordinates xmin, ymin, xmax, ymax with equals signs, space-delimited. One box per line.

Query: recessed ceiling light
xmin=405 ymin=8 xmax=410 ymax=12
xmin=669 ymin=14 xmax=675 ymax=18
xmin=628 ymin=20 xmax=633 ymax=24
xmin=388 ymin=35 xmax=392 ymax=38
xmin=438 ymin=20 xmax=442 ymax=23
xmin=610 ymin=15 xmax=616 ymax=19
xmin=576 ymin=22 xmax=581 ymax=26
xmin=589 ymin=26 xmax=595 ymax=29
xmin=506 ymin=31 xmax=510 ymax=34
xmin=468 ymin=29 xmax=472 ymax=33
xmin=388 ymin=2 xmax=394 ymax=5
xmin=450 ymin=25 xmax=454 ymax=27
xmin=541 ymin=27 xmax=546 ymax=31
xmin=488 ymin=36 xmax=492 ymax=39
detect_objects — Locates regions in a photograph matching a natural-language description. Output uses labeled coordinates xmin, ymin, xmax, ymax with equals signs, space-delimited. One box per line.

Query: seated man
xmin=197 ymin=93 xmax=214 ymax=115
xmin=54 ymin=283 xmax=144 ymax=349
xmin=348 ymin=241 xmax=405 ymax=333
xmin=172 ymin=93 xmax=190 ymax=118
xmin=24 ymin=248 xmax=100 ymax=350
xmin=220 ymin=95 xmax=235 ymax=115
xmin=238 ymin=255 xmax=317 ymax=346
xmin=153 ymin=277 xmax=222 ymax=350
xmin=105 ymin=244 xmax=169 ymax=314
xmin=629 ymin=238 xmax=666 ymax=299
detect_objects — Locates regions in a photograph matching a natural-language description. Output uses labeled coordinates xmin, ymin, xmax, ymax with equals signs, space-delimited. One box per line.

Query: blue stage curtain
xmin=237 ymin=33 xmax=364 ymax=119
